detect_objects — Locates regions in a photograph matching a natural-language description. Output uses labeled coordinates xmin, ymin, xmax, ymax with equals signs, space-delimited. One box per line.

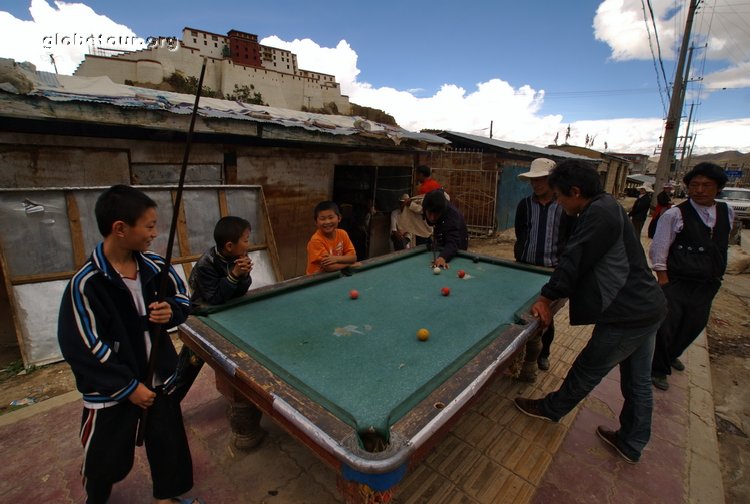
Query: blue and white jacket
xmin=57 ymin=243 xmax=191 ymax=405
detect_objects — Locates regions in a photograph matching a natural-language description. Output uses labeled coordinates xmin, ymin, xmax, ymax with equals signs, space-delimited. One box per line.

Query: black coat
xmin=58 ymin=244 xmax=191 ymax=404
xmin=629 ymin=193 xmax=652 ymax=222
xmin=430 ymin=204 xmax=469 ymax=262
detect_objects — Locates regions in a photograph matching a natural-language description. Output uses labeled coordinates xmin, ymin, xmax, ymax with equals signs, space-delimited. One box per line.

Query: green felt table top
xmin=198 ymin=250 xmax=550 ymax=438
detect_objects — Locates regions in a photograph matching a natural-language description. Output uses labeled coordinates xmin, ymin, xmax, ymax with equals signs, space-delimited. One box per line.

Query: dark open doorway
xmin=333 ymin=165 xmax=412 ymax=260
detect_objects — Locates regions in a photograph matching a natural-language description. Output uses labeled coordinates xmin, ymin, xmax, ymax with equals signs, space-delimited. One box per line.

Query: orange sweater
xmin=306 ymin=228 xmax=356 ymax=275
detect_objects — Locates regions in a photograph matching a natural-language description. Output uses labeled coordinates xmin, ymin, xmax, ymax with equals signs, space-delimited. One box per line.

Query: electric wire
xmin=641 ymin=0 xmax=670 ymax=115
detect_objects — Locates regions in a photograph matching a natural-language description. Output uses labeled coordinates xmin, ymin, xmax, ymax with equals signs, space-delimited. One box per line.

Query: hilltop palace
xmin=74 ymin=27 xmax=351 ymax=113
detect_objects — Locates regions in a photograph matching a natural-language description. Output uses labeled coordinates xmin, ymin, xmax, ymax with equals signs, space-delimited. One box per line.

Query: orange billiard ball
xmin=416 ymin=328 xmax=430 ymax=341
xmin=441 ymin=287 xmax=450 ymax=296
xmin=349 ymin=289 xmax=359 ymax=300
xmin=457 ymin=270 xmax=466 ymax=278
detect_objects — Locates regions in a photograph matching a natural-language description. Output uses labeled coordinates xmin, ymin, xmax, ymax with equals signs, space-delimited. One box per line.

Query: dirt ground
xmin=1 ymin=224 xmax=748 ymax=502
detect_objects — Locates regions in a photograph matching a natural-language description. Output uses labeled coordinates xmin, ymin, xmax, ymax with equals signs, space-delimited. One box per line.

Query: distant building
xmin=74 ymin=27 xmax=350 ymax=113
xmin=608 ymin=152 xmax=650 ymax=175
xmin=547 ymin=144 xmax=631 ymax=197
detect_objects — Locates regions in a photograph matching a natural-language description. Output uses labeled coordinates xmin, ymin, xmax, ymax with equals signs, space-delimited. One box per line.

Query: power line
xmin=641 ymin=0 xmax=669 ymax=115
xmin=646 ymin=0 xmax=673 ymax=103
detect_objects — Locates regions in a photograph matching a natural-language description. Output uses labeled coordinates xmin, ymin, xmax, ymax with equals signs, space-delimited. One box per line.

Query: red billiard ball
xmin=457 ymin=270 xmax=466 ymax=278
xmin=349 ymin=289 xmax=359 ymax=299
xmin=441 ymin=287 xmax=450 ymax=296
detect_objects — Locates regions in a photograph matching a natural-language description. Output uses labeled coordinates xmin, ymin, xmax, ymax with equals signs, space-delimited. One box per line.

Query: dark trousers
xmin=631 ymin=218 xmax=646 ymax=238
xmin=651 ymin=278 xmax=721 ymax=376
xmin=524 ymin=322 xmax=555 ymax=362
xmin=80 ymin=391 xmax=193 ymax=503
xmin=539 ymin=320 xmax=661 ymax=460
xmin=540 ymin=323 xmax=555 ymax=359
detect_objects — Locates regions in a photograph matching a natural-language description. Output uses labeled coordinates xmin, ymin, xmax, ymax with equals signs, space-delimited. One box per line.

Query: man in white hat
xmin=390 ymin=193 xmax=412 ymax=251
xmin=628 ymin=184 xmax=652 ymax=237
xmin=514 ymin=158 xmax=575 ymax=381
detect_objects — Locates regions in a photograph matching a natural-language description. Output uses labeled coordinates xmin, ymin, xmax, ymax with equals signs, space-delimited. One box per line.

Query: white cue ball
xmin=433 ymin=267 xmax=441 ymax=274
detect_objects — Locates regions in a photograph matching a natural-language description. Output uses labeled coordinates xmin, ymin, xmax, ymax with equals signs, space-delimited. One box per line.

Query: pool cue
xmin=431 ymin=229 xmax=437 ymax=266
xmin=136 ymin=57 xmax=207 ymax=447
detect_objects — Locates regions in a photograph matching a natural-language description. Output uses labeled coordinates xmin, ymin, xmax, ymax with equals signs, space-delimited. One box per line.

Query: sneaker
xmin=652 ymin=374 xmax=669 ymax=391
xmin=671 ymin=358 xmax=685 ymax=372
xmin=514 ymin=398 xmax=557 ymax=423
xmin=537 ymin=357 xmax=550 ymax=371
xmin=596 ymin=426 xmax=639 ymax=464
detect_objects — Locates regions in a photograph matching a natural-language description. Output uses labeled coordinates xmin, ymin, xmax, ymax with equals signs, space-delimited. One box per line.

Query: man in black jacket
xmin=422 ymin=189 xmax=468 ymax=269
xmin=514 ymin=160 xmax=666 ymax=464
xmin=649 ymin=163 xmax=732 ymax=390
xmin=628 ymin=184 xmax=652 ymax=237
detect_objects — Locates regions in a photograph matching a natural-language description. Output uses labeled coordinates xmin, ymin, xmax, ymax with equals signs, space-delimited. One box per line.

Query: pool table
xmin=179 ymin=247 xmax=558 ymax=503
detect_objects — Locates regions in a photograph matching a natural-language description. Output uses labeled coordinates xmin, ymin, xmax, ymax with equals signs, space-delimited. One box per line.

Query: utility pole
xmin=652 ymin=0 xmax=700 ymax=206
xmin=489 ymin=120 xmax=493 ymax=139
xmin=678 ymin=101 xmax=695 ymax=179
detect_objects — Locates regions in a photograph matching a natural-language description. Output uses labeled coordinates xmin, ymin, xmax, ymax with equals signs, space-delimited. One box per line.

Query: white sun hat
xmin=518 ymin=158 xmax=556 ymax=180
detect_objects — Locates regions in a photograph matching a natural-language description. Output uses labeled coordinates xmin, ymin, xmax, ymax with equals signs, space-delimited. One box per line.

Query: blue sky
xmin=1 ymin=0 xmax=749 ymax=154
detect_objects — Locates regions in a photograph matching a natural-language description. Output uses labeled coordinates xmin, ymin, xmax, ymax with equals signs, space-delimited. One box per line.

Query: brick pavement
xmin=0 ymin=308 xmax=723 ymax=503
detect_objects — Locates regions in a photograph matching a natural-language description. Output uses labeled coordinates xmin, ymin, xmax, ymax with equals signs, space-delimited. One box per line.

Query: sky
xmin=1 ymin=0 xmax=749 ymax=155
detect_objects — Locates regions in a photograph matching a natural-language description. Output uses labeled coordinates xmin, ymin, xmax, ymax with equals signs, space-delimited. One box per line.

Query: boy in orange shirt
xmin=306 ymin=201 xmax=357 ymax=275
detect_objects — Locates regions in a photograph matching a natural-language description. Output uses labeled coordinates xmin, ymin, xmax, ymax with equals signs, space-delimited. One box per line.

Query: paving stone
xmin=0 ymin=313 xmax=721 ymax=504
xmin=688 ymin=410 xmax=722 ymax=463
xmin=688 ymin=451 xmax=725 ymax=504
xmin=398 ymin=463 xmax=457 ymax=504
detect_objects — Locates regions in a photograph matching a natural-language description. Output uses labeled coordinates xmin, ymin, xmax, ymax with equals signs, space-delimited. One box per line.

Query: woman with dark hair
xmin=515 ymin=159 xmax=666 ymax=464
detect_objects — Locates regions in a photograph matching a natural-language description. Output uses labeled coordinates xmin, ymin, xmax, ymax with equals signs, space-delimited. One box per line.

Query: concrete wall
xmin=75 ymin=45 xmax=350 ymax=113
xmin=0 ymin=132 xmax=414 ymax=278
xmin=235 ymin=147 xmax=416 ymax=277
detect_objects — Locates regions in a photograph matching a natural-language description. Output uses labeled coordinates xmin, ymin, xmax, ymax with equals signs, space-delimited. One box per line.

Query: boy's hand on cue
xmin=129 ymin=383 xmax=156 ymax=409
xmin=147 ymin=301 xmax=172 ymax=324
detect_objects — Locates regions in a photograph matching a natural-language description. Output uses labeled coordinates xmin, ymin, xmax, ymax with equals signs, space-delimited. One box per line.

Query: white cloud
xmin=0 ymin=0 xmax=147 ymax=74
xmin=593 ymin=0 xmax=750 ymax=90
xmin=262 ymin=32 xmax=749 ymax=155
xmin=0 ymin=1 xmax=748 ymax=155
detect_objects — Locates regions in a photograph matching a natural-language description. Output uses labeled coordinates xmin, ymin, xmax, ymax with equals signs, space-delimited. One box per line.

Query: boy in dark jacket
xmin=189 ymin=216 xmax=253 ymax=306
xmin=57 ymin=185 xmax=195 ymax=504
xmin=422 ymin=189 xmax=468 ymax=269
xmin=514 ymin=160 xmax=666 ymax=464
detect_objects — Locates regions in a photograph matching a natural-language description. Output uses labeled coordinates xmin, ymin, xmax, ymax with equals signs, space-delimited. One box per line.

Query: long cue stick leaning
xmin=135 ymin=57 xmax=207 ymax=447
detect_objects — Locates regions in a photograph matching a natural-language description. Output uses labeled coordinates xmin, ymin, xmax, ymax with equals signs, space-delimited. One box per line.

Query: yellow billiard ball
xmin=416 ymin=328 xmax=430 ymax=341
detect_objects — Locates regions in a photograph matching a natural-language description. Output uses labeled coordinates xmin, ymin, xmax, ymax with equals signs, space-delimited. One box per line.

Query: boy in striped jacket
xmin=58 ymin=185 xmax=197 ymax=504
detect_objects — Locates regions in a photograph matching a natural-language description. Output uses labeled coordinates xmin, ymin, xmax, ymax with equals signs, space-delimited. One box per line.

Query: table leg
xmin=215 ymin=373 xmax=267 ymax=450
xmin=226 ymin=400 xmax=267 ymax=450
xmin=336 ymin=474 xmax=396 ymax=504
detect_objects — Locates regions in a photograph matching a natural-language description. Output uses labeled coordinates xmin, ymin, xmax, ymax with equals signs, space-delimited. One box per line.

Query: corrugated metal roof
xmin=437 ymin=131 xmax=598 ymax=161
xmin=0 ymin=61 xmax=449 ymax=147
xmin=627 ymin=174 xmax=655 ymax=184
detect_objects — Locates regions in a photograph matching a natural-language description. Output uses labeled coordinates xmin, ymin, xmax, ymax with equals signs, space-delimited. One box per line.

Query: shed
xmin=0 ymin=59 xmax=450 ymax=364
xmin=428 ymin=131 xmax=596 ymax=231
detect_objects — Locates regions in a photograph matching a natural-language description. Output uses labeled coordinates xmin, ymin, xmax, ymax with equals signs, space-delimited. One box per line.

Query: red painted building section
xmin=228 ymin=30 xmax=262 ymax=68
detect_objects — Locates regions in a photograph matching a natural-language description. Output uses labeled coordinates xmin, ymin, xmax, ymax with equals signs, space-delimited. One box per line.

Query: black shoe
xmin=652 ymin=374 xmax=669 ymax=391
xmin=671 ymin=358 xmax=685 ymax=372
xmin=514 ymin=398 xmax=557 ymax=423
xmin=596 ymin=426 xmax=639 ymax=464
xmin=537 ymin=357 xmax=550 ymax=371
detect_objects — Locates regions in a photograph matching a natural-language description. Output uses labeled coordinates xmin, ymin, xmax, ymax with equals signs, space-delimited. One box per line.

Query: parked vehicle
xmin=717 ymin=187 xmax=750 ymax=225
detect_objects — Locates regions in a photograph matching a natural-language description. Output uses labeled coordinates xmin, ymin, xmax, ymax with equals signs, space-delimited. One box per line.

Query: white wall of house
xmin=75 ymin=42 xmax=350 ymax=113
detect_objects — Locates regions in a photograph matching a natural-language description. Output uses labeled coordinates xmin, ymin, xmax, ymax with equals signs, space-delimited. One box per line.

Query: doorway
xmin=333 ymin=165 xmax=412 ymax=260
